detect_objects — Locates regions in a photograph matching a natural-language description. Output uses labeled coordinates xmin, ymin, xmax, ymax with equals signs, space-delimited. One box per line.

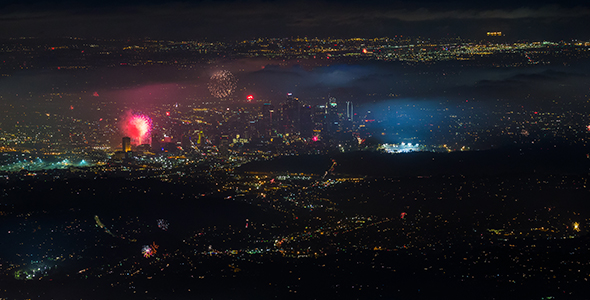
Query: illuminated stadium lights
xmin=381 ymin=143 xmax=422 ymax=153
xmin=0 ymin=157 xmax=94 ymax=172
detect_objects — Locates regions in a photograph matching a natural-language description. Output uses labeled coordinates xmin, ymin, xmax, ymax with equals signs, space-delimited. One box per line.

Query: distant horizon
xmin=1 ymin=0 xmax=590 ymax=40
xmin=1 ymin=35 xmax=588 ymax=42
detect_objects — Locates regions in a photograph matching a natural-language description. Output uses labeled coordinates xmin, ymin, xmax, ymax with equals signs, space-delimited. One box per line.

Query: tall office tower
xmin=286 ymin=92 xmax=295 ymax=102
xmin=122 ymin=136 xmax=131 ymax=152
xmin=346 ymin=101 xmax=353 ymax=122
xmin=299 ymin=105 xmax=313 ymax=138
xmin=219 ymin=135 xmax=230 ymax=156
xmin=181 ymin=135 xmax=192 ymax=152
xmin=326 ymin=97 xmax=340 ymax=134
xmin=262 ymin=103 xmax=274 ymax=137
xmin=196 ymin=131 xmax=204 ymax=145
xmin=244 ymin=120 xmax=257 ymax=139
xmin=313 ymin=105 xmax=327 ymax=133
xmin=284 ymin=93 xmax=301 ymax=134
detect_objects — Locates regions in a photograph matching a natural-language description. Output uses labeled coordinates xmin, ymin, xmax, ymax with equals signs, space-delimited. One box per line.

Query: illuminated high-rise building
xmin=181 ymin=135 xmax=192 ymax=152
xmin=122 ymin=136 xmax=131 ymax=152
xmin=279 ymin=93 xmax=301 ymax=135
xmin=262 ymin=103 xmax=274 ymax=137
xmin=313 ymin=105 xmax=326 ymax=133
xmin=346 ymin=101 xmax=353 ymax=122
xmin=196 ymin=131 xmax=204 ymax=145
xmin=326 ymin=97 xmax=339 ymax=134
xmin=300 ymin=105 xmax=313 ymax=138
xmin=219 ymin=135 xmax=230 ymax=156
xmin=327 ymin=97 xmax=338 ymax=115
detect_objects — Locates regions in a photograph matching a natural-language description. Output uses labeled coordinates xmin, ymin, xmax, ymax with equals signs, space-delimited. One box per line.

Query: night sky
xmin=1 ymin=0 xmax=589 ymax=40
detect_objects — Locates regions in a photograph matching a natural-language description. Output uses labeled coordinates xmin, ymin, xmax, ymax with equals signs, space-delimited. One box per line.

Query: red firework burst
xmin=122 ymin=112 xmax=152 ymax=145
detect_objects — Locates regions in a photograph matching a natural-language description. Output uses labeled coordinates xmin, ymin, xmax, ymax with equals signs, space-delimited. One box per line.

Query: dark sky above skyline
xmin=0 ymin=0 xmax=589 ymax=40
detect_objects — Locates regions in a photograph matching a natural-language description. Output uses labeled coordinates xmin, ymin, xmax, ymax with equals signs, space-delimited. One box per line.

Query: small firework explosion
xmin=157 ymin=219 xmax=169 ymax=231
xmin=573 ymin=222 xmax=580 ymax=232
xmin=208 ymin=70 xmax=237 ymax=99
xmin=142 ymin=242 xmax=159 ymax=258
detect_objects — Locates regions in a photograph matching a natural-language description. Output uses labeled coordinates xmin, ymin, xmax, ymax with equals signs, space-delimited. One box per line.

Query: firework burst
xmin=208 ymin=70 xmax=237 ymax=99
xmin=142 ymin=242 xmax=159 ymax=258
xmin=121 ymin=112 xmax=152 ymax=145
xmin=157 ymin=219 xmax=169 ymax=231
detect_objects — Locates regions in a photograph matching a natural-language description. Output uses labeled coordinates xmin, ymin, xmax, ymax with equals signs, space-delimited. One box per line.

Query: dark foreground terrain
xmin=1 ymin=146 xmax=590 ymax=299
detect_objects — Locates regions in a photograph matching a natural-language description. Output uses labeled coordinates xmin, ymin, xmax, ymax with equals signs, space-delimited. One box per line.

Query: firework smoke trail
xmin=121 ymin=111 xmax=152 ymax=145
